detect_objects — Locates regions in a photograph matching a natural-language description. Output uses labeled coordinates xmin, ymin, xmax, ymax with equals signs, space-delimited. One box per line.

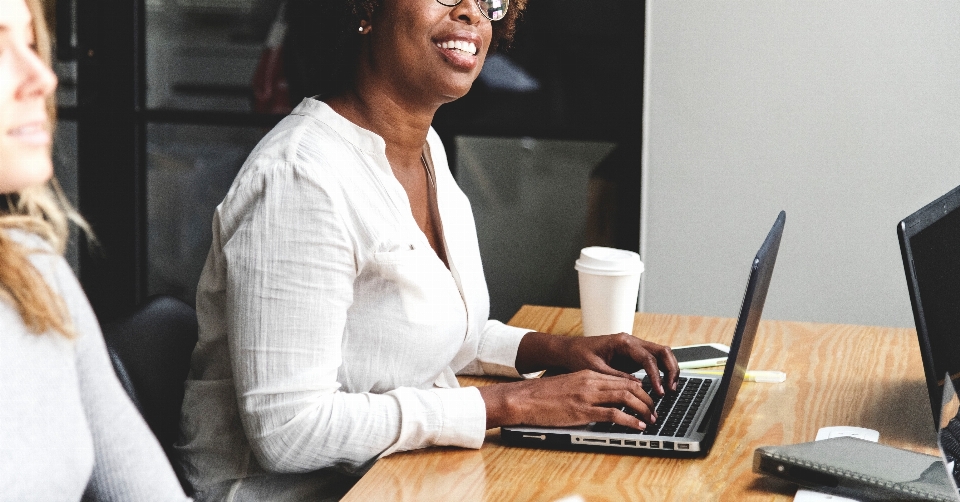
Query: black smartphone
xmin=672 ymin=343 xmax=730 ymax=369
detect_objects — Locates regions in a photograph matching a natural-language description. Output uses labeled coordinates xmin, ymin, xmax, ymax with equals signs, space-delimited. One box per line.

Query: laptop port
xmin=664 ymin=441 xmax=675 ymax=450
xmin=637 ymin=441 xmax=647 ymax=447
xmin=581 ymin=438 xmax=607 ymax=445
xmin=678 ymin=443 xmax=690 ymax=450
xmin=624 ymin=440 xmax=637 ymax=447
xmin=611 ymin=439 xmax=622 ymax=446
xmin=650 ymin=441 xmax=660 ymax=449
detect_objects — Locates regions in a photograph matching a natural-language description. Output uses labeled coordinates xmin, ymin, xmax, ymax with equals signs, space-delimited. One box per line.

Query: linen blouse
xmin=177 ymin=98 xmax=531 ymax=499
xmin=0 ymin=230 xmax=190 ymax=501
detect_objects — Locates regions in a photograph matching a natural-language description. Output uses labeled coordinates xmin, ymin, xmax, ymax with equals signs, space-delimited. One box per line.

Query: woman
xmin=0 ymin=0 xmax=190 ymax=499
xmin=178 ymin=0 xmax=679 ymax=500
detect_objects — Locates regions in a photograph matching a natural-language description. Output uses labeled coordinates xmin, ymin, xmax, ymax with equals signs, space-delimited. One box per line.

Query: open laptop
xmin=897 ymin=183 xmax=960 ymax=429
xmin=502 ymin=210 xmax=785 ymax=456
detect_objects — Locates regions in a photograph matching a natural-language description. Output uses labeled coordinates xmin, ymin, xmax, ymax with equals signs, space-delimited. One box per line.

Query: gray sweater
xmin=0 ymin=230 xmax=190 ymax=501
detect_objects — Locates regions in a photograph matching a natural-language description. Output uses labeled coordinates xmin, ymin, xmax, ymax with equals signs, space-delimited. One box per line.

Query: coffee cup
xmin=575 ymin=247 xmax=644 ymax=337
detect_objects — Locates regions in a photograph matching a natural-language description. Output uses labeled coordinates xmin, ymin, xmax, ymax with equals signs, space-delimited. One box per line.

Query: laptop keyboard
xmin=590 ymin=376 xmax=713 ymax=437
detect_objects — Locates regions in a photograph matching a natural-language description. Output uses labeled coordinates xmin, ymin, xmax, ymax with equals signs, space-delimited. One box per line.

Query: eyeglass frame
xmin=434 ymin=0 xmax=509 ymax=22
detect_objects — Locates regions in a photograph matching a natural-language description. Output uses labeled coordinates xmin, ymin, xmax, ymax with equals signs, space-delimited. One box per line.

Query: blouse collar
xmin=291 ymin=97 xmax=388 ymax=157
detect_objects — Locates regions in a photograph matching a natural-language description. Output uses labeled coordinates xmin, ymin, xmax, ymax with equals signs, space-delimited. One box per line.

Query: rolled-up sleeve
xmin=475 ymin=321 xmax=531 ymax=378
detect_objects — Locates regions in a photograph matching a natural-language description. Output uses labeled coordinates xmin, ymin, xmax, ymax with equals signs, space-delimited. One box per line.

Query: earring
xmin=358 ymin=26 xmax=364 ymax=33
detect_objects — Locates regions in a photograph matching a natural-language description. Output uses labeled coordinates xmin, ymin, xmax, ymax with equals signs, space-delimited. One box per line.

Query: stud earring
xmin=358 ymin=26 xmax=364 ymax=33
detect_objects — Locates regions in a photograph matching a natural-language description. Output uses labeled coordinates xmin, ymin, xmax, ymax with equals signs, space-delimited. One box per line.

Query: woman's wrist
xmin=478 ymin=381 xmax=533 ymax=429
xmin=478 ymin=384 xmax=511 ymax=429
xmin=514 ymin=331 xmax=569 ymax=374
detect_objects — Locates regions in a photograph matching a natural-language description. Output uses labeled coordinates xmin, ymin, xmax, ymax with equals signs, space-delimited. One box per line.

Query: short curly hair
xmin=284 ymin=0 xmax=527 ymax=101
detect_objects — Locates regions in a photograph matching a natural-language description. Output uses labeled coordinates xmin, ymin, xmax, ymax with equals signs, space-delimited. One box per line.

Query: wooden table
xmin=343 ymin=305 xmax=938 ymax=501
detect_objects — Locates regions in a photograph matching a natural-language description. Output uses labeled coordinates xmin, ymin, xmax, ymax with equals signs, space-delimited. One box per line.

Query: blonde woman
xmin=0 ymin=0 xmax=190 ymax=499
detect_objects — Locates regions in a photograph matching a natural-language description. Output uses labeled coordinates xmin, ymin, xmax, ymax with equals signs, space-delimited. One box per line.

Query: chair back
xmin=102 ymin=295 xmax=198 ymax=494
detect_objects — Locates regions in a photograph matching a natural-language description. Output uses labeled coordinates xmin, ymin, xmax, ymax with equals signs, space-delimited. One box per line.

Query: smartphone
xmin=672 ymin=343 xmax=730 ymax=369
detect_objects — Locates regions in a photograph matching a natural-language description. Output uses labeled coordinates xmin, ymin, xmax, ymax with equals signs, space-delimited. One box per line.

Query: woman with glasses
xmin=178 ymin=1 xmax=679 ymax=500
xmin=0 ymin=0 xmax=192 ymax=499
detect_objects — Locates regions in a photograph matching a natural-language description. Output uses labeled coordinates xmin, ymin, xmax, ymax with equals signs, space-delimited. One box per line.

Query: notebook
xmin=753 ymin=372 xmax=960 ymax=501
xmin=501 ymin=211 xmax=785 ymax=456
xmin=897 ymin=183 xmax=960 ymax=429
xmin=753 ymin=435 xmax=959 ymax=501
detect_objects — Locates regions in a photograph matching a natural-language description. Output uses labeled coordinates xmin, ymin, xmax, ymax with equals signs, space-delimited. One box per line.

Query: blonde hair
xmin=0 ymin=0 xmax=90 ymax=338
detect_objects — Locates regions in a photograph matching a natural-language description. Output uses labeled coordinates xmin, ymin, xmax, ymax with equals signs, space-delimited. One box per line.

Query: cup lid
xmin=575 ymin=246 xmax=644 ymax=276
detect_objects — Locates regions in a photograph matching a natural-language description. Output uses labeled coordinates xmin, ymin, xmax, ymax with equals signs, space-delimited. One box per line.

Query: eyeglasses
xmin=435 ymin=0 xmax=509 ymax=22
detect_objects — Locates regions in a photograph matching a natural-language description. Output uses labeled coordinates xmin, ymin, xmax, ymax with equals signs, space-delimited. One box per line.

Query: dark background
xmin=49 ymin=0 xmax=643 ymax=321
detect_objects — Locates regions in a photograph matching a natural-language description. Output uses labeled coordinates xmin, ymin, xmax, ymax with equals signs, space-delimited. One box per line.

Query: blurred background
xmin=44 ymin=0 xmax=960 ymax=329
xmin=46 ymin=0 xmax=642 ymax=322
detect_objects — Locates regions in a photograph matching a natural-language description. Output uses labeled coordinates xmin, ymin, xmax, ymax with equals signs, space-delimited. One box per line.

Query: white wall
xmin=641 ymin=1 xmax=960 ymax=327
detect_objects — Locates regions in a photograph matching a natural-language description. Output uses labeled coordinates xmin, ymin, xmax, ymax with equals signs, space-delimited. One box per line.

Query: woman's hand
xmin=478 ymin=370 xmax=657 ymax=430
xmin=516 ymin=332 xmax=679 ymax=396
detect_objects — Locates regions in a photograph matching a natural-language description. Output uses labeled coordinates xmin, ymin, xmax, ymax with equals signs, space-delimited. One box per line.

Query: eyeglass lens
xmin=436 ymin=0 xmax=508 ymax=21
xmin=479 ymin=0 xmax=507 ymax=21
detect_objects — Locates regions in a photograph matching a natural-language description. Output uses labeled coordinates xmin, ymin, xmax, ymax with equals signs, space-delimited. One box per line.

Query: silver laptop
xmin=502 ymin=211 xmax=785 ymax=456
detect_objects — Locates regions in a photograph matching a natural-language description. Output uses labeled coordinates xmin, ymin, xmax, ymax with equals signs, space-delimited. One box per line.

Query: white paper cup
xmin=575 ymin=247 xmax=644 ymax=337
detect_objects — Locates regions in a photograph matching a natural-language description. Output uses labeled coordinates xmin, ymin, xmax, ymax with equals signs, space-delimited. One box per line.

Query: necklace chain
xmin=420 ymin=153 xmax=436 ymax=189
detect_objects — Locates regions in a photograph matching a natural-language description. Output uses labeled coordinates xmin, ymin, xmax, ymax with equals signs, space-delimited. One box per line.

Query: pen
xmin=688 ymin=370 xmax=786 ymax=383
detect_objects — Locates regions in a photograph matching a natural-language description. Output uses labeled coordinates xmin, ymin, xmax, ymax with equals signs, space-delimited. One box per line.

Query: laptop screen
xmin=899 ymin=184 xmax=960 ymax=426
xmin=710 ymin=212 xmax=784 ymax=440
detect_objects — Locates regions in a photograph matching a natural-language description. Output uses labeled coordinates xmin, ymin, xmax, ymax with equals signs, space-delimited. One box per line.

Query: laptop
xmin=897 ymin=183 xmax=960 ymax=429
xmin=502 ymin=210 xmax=785 ymax=456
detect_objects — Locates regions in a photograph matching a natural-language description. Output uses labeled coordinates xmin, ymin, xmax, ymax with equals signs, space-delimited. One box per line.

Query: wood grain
xmin=343 ymin=306 xmax=939 ymax=501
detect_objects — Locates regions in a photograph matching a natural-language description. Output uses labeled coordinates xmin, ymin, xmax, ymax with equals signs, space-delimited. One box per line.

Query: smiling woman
xmin=0 ymin=0 xmax=190 ymax=499
xmin=177 ymin=1 xmax=678 ymax=501
xmin=0 ymin=0 xmax=55 ymax=193
xmin=283 ymin=0 xmax=526 ymax=101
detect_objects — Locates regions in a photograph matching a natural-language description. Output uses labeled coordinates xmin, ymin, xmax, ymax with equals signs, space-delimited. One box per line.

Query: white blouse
xmin=177 ymin=98 xmax=530 ymax=499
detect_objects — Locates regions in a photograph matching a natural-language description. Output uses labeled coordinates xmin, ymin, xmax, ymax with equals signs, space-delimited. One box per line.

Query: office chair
xmin=102 ymin=295 xmax=198 ymax=495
